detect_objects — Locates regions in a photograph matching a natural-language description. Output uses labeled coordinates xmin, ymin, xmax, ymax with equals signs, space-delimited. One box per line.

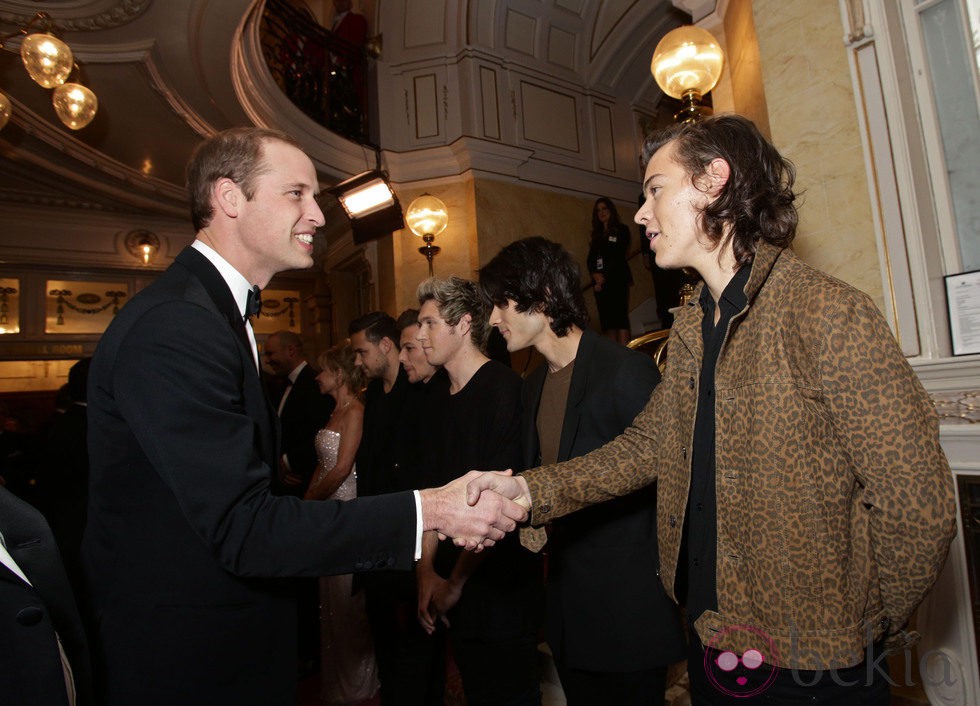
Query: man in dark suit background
xmin=34 ymin=357 xmax=91 ymax=599
xmin=263 ymin=329 xmax=335 ymax=674
xmin=480 ymin=237 xmax=685 ymax=706
xmin=82 ymin=127 xmax=525 ymax=706
xmin=263 ymin=329 xmax=334 ymax=497
xmin=0 ymin=485 xmax=93 ymax=706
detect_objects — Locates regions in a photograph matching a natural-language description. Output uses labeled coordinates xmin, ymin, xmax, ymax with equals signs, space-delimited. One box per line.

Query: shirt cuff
xmin=412 ymin=490 xmax=423 ymax=560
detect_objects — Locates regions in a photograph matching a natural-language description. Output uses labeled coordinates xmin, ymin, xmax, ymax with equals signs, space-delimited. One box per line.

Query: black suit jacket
xmin=0 ymin=486 xmax=93 ymax=706
xmin=275 ymin=363 xmax=334 ymax=496
xmin=521 ymin=329 xmax=684 ymax=671
xmin=82 ymin=247 xmax=416 ymax=706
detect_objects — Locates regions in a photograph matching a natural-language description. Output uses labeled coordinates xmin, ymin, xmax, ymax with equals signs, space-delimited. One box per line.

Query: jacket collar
xmin=683 ymin=240 xmax=787 ymax=315
xmin=671 ymin=241 xmax=788 ymax=364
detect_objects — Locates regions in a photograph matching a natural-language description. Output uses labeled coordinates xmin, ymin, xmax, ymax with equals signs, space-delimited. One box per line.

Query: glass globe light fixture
xmin=20 ymin=32 xmax=73 ymax=88
xmin=405 ymin=194 xmax=449 ymax=239
xmin=52 ymin=82 xmax=98 ymax=130
xmin=0 ymin=91 xmax=11 ymax=131
xmin=651 ymin=25 xmax=724 ymax=123
xmin=405 ymin=194 xmax=448 ymax=276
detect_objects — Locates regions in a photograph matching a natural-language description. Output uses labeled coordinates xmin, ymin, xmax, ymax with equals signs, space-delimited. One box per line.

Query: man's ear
xmin=214 ymin=178 xmax=241 ymax=219
xmin=380 ymin=337 xmax=392 ymax=354
xmin=701 ymin=158 xmax=731 ymax=197
xmin=456 ymin=313 xmax=472 ymax=337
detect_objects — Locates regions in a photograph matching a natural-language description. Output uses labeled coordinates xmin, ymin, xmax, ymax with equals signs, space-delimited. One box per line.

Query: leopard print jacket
xmin=523 ymin=241 xmax=956 ymax=670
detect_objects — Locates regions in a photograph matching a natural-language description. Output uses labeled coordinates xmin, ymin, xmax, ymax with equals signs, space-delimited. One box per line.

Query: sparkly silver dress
xmin=313 ymin=428 xmax=379 ymax=704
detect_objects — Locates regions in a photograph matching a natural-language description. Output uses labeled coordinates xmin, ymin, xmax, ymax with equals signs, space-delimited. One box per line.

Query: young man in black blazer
xmin=82 ymin=127 xmax=526 ymax=706
xmin=480 ymin=237 xmax=685 ymax=706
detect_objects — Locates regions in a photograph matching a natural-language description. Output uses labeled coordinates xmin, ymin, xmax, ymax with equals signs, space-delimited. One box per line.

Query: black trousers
xmin=556 ymin=663 xmax=667 ymax=706
xmin=366 ymin=585 xmax=445 ymax=706
xmin=451 ymin=629 xmax=541 ymax=706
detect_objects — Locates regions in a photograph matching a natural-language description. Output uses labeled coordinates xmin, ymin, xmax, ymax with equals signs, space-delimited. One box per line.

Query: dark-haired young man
xmin=479 ymin=237 xmax=684 ymax=706
xmin=469 ymin=115 xmax=956 ymax=704
xmin=349 ymin=311 xmax=408 ymax=499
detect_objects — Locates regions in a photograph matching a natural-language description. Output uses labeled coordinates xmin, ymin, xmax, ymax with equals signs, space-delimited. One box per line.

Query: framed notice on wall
xmin=945 ymin=270 xmax=980 ymax=356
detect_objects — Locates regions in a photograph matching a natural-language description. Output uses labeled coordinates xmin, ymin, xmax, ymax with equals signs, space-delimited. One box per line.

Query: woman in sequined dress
xmin=304 ymin=344 xmax=378 ymax=704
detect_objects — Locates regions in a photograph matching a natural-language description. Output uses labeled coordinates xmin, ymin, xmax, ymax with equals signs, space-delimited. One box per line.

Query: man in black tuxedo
xmin=263 ymin=329 xmax=335 ymax=674
xmin=264 ymin=329 xmax=335 ymax=497
xmin=0 ymin=485 xmax=93 ymax=706
xmin=82 ymin=127 xmax=525 ymax=706
xmin=480 ymin=237 xmax=685 ymax=706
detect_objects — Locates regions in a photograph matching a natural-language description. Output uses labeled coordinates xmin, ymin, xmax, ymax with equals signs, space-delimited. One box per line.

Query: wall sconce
xmin=0 ymin=12 xmax=99 ymax=131
xmin=328 ymin=169 xmax=405 ymax=245
xmin=651 ymin=25 xmax=724 ymax=124
xmin=405 ymin=194 xmax=448 ymax=277
xmin=125 ymin=230 xmax=161 ymax=265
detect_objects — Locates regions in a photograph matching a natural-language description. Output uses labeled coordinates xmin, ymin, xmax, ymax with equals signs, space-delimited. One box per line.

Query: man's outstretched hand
xmin=465 ymin=470 xmax=531 ymax=513
xmin=420 ymin=470 xmax=528 ymax=551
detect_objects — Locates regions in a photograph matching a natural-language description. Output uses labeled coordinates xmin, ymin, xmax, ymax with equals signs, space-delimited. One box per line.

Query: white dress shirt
xmin=191 ymin=240 xmax=260 ymax=370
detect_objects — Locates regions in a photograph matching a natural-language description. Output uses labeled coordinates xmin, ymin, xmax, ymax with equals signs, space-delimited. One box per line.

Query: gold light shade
xmin=20 ymin=32 xmax=74 ymax=89
xmin=0 ymin=92 xmax=11 ymax=130
xmin=651 ymin=26 xmax=724 ymax=100
xmin=52 ymin=82 xmax=98 ymax=129
xmin=405 ymin=194 xmax=449 ymax=238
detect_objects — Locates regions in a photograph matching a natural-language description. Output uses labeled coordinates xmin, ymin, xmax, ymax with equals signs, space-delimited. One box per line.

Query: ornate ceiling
xmin=0 ymin=0 xmax=701 ymax=224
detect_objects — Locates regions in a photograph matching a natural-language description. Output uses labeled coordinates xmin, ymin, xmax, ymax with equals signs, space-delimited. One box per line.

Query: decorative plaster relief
xmin=414 ymin=74 xmax=440 ymax=139
xmin=505 ymin=9 xmax=537 ymax=56
xmin=404 ymin=0 xmax=446 ymax=48
xmin=671 ymin=0 xmax=717 ymax=23
xmin=547 ymin=26 xmax=577 ymax=69
xmin=591 ymin=0 xmax=639 ymax=59
xmin=520 ymin=82 xmax=579 ymax=152
xmin=840 ymin=0 xmax=873 ymax=44
xmin=480 ymin=67 xmax=501 ymax=140
xmin=593 ymin=103 xmax=616 ymax=172
xmin=0 ymin=0 xmax=151 ymax=32
xmin=555 ymin=0 xmax=585 ymax=16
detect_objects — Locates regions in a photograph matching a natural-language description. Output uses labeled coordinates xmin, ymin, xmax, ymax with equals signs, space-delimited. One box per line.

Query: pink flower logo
xmin=704 ymin=624 xmax=780 ymax=698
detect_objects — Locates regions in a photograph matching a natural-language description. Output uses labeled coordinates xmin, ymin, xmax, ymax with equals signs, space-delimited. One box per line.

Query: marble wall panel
xmin=753 ymin=0 xmax=884 ymax=309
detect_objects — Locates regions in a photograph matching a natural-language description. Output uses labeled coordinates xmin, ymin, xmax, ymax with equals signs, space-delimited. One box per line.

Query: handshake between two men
xmin=420 ymin=470 xmax=531 ymax=550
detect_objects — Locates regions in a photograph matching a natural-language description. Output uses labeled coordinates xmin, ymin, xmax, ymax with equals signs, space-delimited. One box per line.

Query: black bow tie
xmin=245 ymin=285 xmax=262 ymax=320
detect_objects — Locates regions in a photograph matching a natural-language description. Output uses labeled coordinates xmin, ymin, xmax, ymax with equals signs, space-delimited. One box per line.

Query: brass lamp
xmin=405 ymin=194 xmax=448 ymax=277
xmin=651 ymin=25 xmax=724 ymax=124
xmin=0 ymin=12 xmax=99 ymax=131
xmin=53 ymin=81 xmax=98 ymax=130
xmin=20 ymin=31 xmax=73 ymax=88
xmin=125 ymin=230 xmax=161 ymax=265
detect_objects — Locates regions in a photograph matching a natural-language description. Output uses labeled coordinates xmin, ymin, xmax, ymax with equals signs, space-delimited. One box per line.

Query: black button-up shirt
xmin=682 ymin=263 xmax=751 ymax=630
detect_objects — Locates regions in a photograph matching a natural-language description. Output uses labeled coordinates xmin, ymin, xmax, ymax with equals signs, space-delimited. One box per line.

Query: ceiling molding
xmin=66 ymin=38 xmax=217 ymax=138
xmin=0 ymin=0 xmax=151 ymax=32
xmin=3 ymin=101 xmax=187 ymax=216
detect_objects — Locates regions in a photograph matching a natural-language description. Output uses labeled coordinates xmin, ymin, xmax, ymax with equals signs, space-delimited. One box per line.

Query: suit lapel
xmin=557 ymin=331 xmax=592 ymax=461
xmin=175 ymin=248 xmax=255 ymax=368
xmin=174 ymin=248 xmax=278 ymax=465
